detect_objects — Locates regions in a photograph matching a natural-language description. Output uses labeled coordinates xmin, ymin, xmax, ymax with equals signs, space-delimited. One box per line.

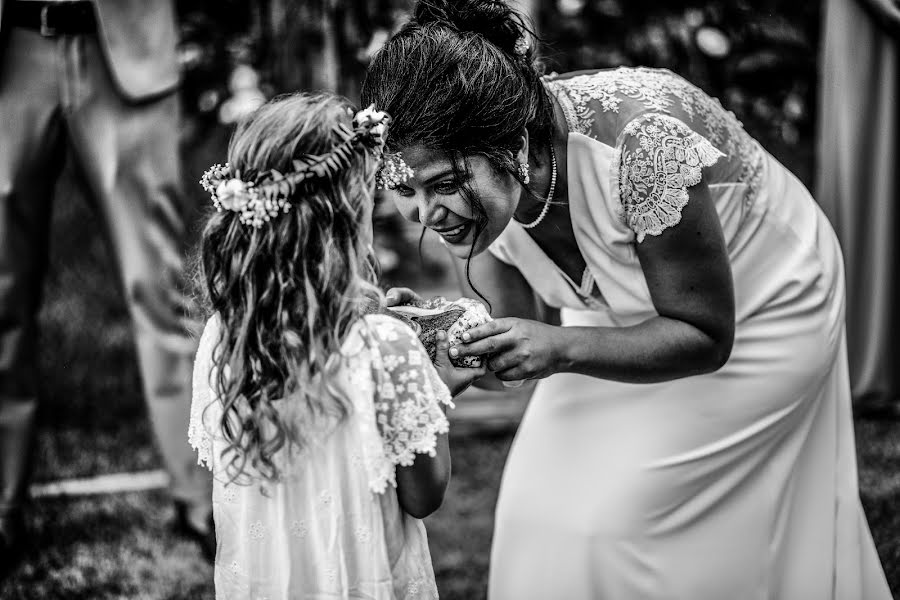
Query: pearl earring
xmin=517 ymin=161 xmax=530 ymax=185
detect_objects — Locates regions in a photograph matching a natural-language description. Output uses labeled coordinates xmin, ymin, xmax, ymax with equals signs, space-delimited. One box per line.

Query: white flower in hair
xmin=353 ymin=105 xmax=391 ymax=151
xmin=376 ymin=153 xmax=415 ymax=190
xmin=514 ymin=35 xmax=529 ymax=58
xmin=353 ymin=104 xmax=415 ymax=190
xmin=215 ymin=178 xmax=252 ymax=211
xmin=354 ymin=105 xmax=389 ymax=127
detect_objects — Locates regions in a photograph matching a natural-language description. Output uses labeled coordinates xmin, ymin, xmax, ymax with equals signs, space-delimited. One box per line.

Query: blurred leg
xmin=60 ymin=34 xmax=211 ymax=510
xmin=0 ymin=29 xmax=67 ymax=521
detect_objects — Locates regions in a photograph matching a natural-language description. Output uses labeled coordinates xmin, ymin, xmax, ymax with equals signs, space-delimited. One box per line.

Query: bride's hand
xmin=384 ymin=287 xmax=422 ymax=307
xmin=452 ymin=318 xmax=567 ymax=382
xmin=432 ymin=331 xmax=486 ymax=397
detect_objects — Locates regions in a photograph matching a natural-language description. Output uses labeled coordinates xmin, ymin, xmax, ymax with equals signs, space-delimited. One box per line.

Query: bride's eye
xmin=393 ymin=184 xmax=414 ymax=197
xmin=434 ymin=179 xmax=459 ymax=195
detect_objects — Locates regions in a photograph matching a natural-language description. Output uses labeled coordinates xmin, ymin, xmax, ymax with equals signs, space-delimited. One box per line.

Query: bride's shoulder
xmin=547 ymin=66 xmax=730 ymax=144
xmin=545 ymin=66 xmax=684 ymax=89
xmin=544 ymin=67 xmax=656 ymax=142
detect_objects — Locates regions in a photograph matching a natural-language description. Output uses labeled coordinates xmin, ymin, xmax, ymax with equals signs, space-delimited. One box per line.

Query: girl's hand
xmin=452 ymin=318 xmax=567 ymax=382
xmin=385 ymin=287 xmax=422 ymax=307
xmin=432 ymin=330 xmax=487 ymax=397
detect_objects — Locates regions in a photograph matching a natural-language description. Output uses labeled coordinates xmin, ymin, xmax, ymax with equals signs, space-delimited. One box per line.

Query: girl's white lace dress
xmin=189 ymin=313 xmax=452 ymax=600
xmin=486 ymin=68 xmax=892 ymax=599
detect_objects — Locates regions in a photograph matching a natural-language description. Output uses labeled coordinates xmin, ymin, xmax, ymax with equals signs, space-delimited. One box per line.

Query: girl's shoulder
xmin=337 ymin=313 xmax=431 ymax=374
xmin=194 ymin=313 xmax=223 ymax=366
xmin=351 ymin=312 xmax=424 ymax=352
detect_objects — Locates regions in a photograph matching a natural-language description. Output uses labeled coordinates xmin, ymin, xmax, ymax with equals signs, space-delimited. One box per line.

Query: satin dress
xmin=486 ymin=68 xmax=891 ymax=599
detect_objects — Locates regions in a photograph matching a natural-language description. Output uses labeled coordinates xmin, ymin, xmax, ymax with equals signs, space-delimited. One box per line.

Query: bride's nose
xmin=417 ymin=197 xmax=447 ymax=229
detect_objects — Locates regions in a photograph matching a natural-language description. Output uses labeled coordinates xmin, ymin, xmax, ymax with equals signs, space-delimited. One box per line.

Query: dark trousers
xmin=0 ymin=27 xmax=210 ymax=517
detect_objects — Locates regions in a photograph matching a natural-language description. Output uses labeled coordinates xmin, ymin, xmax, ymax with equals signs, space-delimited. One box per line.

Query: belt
xmin=6 ymin=1 xmax=97 ymax=36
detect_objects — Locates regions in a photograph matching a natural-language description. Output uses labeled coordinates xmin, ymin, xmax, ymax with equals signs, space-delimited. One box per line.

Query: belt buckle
xmin=40 ymin=5 xmax=57 ymax=37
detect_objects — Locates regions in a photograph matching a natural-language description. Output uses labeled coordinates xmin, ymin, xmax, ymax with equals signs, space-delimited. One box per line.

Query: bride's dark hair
xmin=362 ymin=0 xmax=553 ymax=157
xmin=360 ymin=0 xmax=555 ymax=293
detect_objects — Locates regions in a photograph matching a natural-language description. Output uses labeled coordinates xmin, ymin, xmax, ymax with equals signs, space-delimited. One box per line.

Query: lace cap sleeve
xmin=359 ymin=315 xmax=453 ymax=494
xmin=614 ymin=113 xmax=725 ymax=242
xmin=188 ymin=315 xmax=221 ymax=471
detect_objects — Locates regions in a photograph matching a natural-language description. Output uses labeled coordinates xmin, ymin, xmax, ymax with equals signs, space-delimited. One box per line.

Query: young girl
xmin=188 ymin=93 xmax=484 ymax=599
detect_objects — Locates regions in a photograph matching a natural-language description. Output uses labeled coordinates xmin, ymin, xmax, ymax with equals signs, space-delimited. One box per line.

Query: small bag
xmin=371 ymin=296 xmax=492 ymax=368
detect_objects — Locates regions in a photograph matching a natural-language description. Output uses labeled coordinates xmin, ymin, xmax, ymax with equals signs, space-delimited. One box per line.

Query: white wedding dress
xmin=189 ymin=313 xmax=452 ymax=600
xmin=486 ymin=68 xmax=892 ymax=599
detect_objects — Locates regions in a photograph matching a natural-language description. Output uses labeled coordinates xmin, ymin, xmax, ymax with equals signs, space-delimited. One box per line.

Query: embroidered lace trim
xmin=360 ymin=316 xmax=453 ymax=494
xmin=615 ymin=114 xmax=724 ymax=241
xmin=545 ymin=67 xmax=765 ymax=240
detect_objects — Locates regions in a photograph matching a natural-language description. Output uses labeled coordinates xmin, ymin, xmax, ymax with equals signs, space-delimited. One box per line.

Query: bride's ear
xmin=515 ymin=128 xmax=530 ymax=166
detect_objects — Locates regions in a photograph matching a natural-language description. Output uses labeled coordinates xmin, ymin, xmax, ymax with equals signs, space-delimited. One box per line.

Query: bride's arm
xmin=456 ymin=181 xmax=736 ymax=384
xmin=450 ymin=249 xmax=547 ymax=390
xmin=561 ymin=181 xmax=735 ymax=382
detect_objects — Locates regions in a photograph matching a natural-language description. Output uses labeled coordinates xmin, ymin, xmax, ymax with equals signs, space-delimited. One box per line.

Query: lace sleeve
xmin=614 ymin=113 xmax=725 ymax=242
xmin=360 ymin=315 xmax=453 ymax=493
xmin=188 ymin=315 xmax=221 ymax=471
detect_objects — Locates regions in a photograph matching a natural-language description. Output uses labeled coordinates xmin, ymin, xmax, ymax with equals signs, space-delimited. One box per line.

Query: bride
xmin=362 ymin=0 xmax=892 ymax=598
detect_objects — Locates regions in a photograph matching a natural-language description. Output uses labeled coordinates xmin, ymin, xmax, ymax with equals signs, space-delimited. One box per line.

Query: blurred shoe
xmin=0 ymin=511 xmax=25 ymax=580
xmin=174 ymin=501 xmax=216 ymax=563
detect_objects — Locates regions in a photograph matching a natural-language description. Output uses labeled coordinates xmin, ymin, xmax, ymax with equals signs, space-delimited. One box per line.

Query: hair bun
xmin=414 ymin=0 xmax=529 ymax=58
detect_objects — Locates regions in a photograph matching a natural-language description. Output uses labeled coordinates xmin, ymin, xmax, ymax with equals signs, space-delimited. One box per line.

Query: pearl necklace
xmin=517 ymin=146 xmax=557 ymax=229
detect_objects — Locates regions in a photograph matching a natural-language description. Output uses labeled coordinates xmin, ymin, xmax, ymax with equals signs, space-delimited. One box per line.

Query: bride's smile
xmin=381 ymin=145 xmax=526 ymax=259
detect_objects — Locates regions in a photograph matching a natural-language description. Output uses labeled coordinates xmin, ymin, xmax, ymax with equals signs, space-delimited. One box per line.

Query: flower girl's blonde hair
xmin=198 ymin=92 xmax=384 ymax=483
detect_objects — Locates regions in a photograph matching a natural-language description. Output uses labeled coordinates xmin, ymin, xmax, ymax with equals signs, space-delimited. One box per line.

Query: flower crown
xmin=200 ymin=105 xmax=414 ymax=228
xmin=376 ymin=153 xmax=415 ymax=191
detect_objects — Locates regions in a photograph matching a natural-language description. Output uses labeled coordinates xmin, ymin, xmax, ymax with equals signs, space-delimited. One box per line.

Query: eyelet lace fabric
xmin=545 ymin=67 xmax=764 ymax=241
xmin=188 ymin=313 xmax=450 ymax=599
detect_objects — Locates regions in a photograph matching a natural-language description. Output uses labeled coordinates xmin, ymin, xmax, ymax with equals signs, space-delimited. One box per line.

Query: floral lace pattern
xmin=361 ymin=316 xmax=454 ymax=493
xmin=545 ymin=67 xmax=765 ymax=240
xmin=617 ymin=114 xmax=725 ymax=241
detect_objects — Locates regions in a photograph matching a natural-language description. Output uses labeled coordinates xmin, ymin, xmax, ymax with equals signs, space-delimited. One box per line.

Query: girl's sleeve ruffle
xmin=356 ymin=315 xmax=453 ymax=494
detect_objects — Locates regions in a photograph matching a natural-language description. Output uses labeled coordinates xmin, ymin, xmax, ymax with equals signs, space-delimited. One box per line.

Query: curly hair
xmin=198 ymin=93 xmax=383 ymax=483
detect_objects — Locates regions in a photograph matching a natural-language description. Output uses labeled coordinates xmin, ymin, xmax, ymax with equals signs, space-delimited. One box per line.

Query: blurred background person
xmin=0 ymin=0 xmax=213 ymax=571
xmin=817 ymin=0 xmax=900 ymax=416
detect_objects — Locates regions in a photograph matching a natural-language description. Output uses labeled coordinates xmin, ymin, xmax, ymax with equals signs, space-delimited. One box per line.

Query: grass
xmin=3 ymin=431 xmax=516 ymax=600
xmin=0 ymin=115 xmax=897 ymax=599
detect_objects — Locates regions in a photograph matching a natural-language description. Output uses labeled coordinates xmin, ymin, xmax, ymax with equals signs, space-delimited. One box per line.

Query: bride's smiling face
xmin=382 ymin=146 xmax=522 ymax=259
